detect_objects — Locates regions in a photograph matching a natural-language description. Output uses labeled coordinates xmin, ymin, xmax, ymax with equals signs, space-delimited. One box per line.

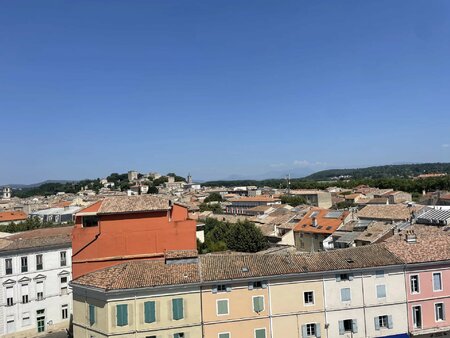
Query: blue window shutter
xmin=116 ymin=304 xmax=128 ymax=326
xmin=352 ymin=319 xmax=358 ymax=333
xmin=336 ymin=274 xmax=341 ymax=282
xmin=212 ymin=286 xmax=218 ymax=294
xmin=255 ymin=328 xmax=266 ymax=338
xmin=262 ymin=281 xmax=268 ymax=289
xmin=348 ymin=273 xmax=354 ymax=281
xmin=172 ymin=298 xmax=184 ymax=320
xmin=226 ymin=285 xmax=232 ymax=292
xmin=248 ymin=282 xmax=254 ymax=290
xmin=374 ymin=317 xmax=380 ymax=330
xmin=301 ymin=325 xmax=307 ymax=338
xmin=338 ymin=320 xmax=345 ymax=335
xmin=144 ymin=301 xmax=156 ymax=323
xmin=388 ymin=315 xmax=393 ymax=329
xmin=433 ymin=273 xmax=442 ymax=290
xmin=89 ymin=304 xmax=95 ymax=325
xmin=341 ymin=288 xmax=351 ymax=301
xmin=316 ymin=324 xmax=321 ymax=337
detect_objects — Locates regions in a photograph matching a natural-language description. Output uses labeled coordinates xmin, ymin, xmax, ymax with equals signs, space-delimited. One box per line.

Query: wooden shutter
xmin=338 ymin=321 xmax=345 ymax=335
xmin=144 ymin=301 xmax=156 ymax=323
xmin=117 ymin=304 xmax=128 ymax=326
xmin=172 ymin=298 xmax=184 ymax=320
xmin=316 ymin=324 xmax=321 ymax=337
xmin=352 ymin=319 xmax=358 ymax=333
xmin=374 ymin=317 xmax=380 ymax=330
xmin=388 ymin=315 xmax=393 ymax=329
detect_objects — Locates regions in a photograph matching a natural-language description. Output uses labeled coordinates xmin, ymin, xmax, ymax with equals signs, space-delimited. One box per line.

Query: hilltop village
xmin=0 ymin=170 xmax=449 ymax=338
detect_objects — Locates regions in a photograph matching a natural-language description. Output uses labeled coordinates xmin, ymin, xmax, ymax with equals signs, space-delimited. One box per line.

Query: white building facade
xmin=0 ymin=227 xmax=73 ymax=337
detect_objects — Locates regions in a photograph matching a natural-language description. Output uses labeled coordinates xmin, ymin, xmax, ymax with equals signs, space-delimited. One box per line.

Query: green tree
xmin=204 ymin=192 xmax=223 ymax=203
xmin=280 ymin=195 xmax=308 ymax=206
xmin=226 ymin=220 xmax=269 ymax=253
xmin=199 ymin=203 xmax=223 ymax=214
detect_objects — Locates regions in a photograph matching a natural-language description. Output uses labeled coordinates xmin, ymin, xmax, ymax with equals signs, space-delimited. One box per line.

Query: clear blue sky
xmin=1 ymin=0 xmax=450 ymax=184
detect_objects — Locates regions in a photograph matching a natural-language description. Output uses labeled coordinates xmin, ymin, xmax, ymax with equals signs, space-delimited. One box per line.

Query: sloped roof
xmin=358 ymin=204 xmax=424 ymax=221
xmin=0 ymin=211 xmax=27 ymax=222
xmin=293 ymin=208 xmax=350 ymax=234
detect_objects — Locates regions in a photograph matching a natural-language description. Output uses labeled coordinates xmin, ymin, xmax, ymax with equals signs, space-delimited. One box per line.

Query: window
xmin=374 ymin=315 xmax=393 ymax=329
xmin=253 ymin=296 xmax=264 ymax=313
xmin=410 ymin=275 xmax=419 ymax=293
xmin=144 ymin=301 xmax=156 ymax=323
xmin=146 ymin=336 xmax=157 ymax=338
xmin=21 ymin=257 xmax=28 ymax=273
xmin=435 ymin=303 xmax=445 ymax=321
xmin=22 ymin=295 xmax=29 ymax=303
xmin=82 ymin=216 xmax=99 ymax=227
xmin=37 ymin=309 xmax=45 ymax=333
xmin=174 ymin=333 xmax=185 ymax=338
xmin=172 ymin=298 xmax=184 ymax=320
xmin=60 ymin=251 xmax=67 ymax=267
xmin=89 ymin=304 xmax=96 ymax=325
xmin=306 ymin=323 xmax=316 ymax=336
xmin=304 ymin=291 xmax=314 ymax=305
xmin=255 ymin=328 xmax=266 ymax=338
xmin=36 ymin=281 xmax=44 ymax=300
xmin=375 ymin=270 xmax=384 ymax=278
xmin=21 ymin=284 xmax=29 ymax=304
xmin=6 ymin=286 xmax=13 ymax=306
xmin=253 ymin=281 xmax=263 ymax=288
xmin=336 ymin=273 xmax=353 ymax=281
xmin=36 ymin=254 xmax=43 ymax=270
xmin=5 ymin=258 xmax=12 ymax=275
xmin=341 ymin=288 xmax=351 ymax=302
xmin=218 ymin=333 xmax=230 ymax=338
xmin=62 ymin=304 xmax=68 ymax=320
xmin=60 ymin=276 xmax=68 ymax=295
xmin=22 ymin=312 xmax=30 ymax=326
xmin=339 ymin=319 xmax=357 ymax=334
xmin=213 ymin=284 xmax=231 ymax=293
xmin=248 ymin=281 xmax=267 ymax=290
xmin=412 ymin=306 xmax=422 ymax=329
xmin=217 ymin=299 xmax=229 ymax=315
xmin=433 ymin=273 xmax=442 ymax=291
xmin=376 ymin=285 xmax=386 ymax=299
xmin=116 ymin=304 xmax=128 ymax=326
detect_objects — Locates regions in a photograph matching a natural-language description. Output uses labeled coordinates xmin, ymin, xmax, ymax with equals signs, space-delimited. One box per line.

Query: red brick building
xmin=72 ymin=195 xmax=196 ymax=278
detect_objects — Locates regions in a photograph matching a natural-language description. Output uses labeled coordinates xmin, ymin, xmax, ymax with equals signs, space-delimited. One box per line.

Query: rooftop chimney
xmin=405 ymin=230 xmax=417 ymax=244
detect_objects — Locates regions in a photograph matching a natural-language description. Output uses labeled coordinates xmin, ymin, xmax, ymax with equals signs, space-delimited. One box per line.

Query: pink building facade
xmin=405 ymin=263 xmax=450 ymax=337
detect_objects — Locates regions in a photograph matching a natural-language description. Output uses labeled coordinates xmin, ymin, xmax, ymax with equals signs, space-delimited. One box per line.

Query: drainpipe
xmin=268 ymin=282 xmax=274 ymax=338
xmin=361 ymin=272 xmax=367 ymax=338
xmin=322 ymin=275 xmax=329 ymax=338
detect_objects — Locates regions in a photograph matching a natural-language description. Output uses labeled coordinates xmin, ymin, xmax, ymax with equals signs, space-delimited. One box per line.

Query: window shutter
xmin=336 ymin=274 xmax=341 ymax=282
xmin=117 ymin=304 xmax=128 ymax=326
xmin=255 ymin=329 xmax=266 ymax=338
xmin=433 ymin=274 xmax=442 ymax=290
xmin=262 ymin=281 xmax=268 ymax=289
xmin=36 ymin=281 xmax=44 ymax=293
xmin=374 ymin=317 xmax=380 ymax=330
xmin=352 ymin=319 xmax=358 ymax=333
xmin=301 ymin=325 xmax=307 ymax=338
xmin=348 ymin=273 xmax=354 ymax=281
xmin=172 ymin=298 xmax=184 ymax=320
xmin=338 ymin=320 xmax=345 ymax=335
xmin=89 ymin=304 xmax=95 ymax=325
xmin=388 ymin=315 xmax=393 ymax=329
xmin=212 ymin=286 xmax=218 ymax=294
xmin=316 ymin=323 xmax=321 ymax=337
xmin=226 ymin=285 xmax=232 ymax=292
xmin=21 ymin=284 xmax=29 ymax=296
xmin=341 ymin=288 xmax=351 ymax=301
xmin=253 ymin=297 xmax=263 ymax=312
xmin=248 ymin=282 xmax=254 ymax=290
xmin=377 ymin=285 xmax=386 ymax=298
xmin=144 ymin=301 xmax=156 ymax=323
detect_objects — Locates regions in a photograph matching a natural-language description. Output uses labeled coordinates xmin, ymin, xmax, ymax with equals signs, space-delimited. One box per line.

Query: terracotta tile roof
xmin=72 ymin=245 xmax=402 ymax=291
xmin=72 ymin=259 xmax=201 ymax=290
xmin=0 ymin=226 xmax=72 ymax=253
xmin=165 ymin=250 xmax=198 ymax=259
xmin=0 ymin=211 xmax=27 ymax=222
xmin=293 ymin=208 xmax=350 ymax=234
xmin=228 ymin=196 xmax=280 ymax=203
xmin=84 ymin=195 xmax=171 ymax=215
xmin=384 ymin=225 xmax=450 ymax=264
xmin=357 ymin=204 xmax=425 ymax=221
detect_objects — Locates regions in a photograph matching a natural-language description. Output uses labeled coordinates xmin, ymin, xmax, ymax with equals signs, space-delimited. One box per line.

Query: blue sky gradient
xmin=1 ymin=0 xmax=450 ymax=184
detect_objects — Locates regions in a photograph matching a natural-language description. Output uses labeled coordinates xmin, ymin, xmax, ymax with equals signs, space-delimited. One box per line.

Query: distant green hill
xmin=303 ymin=162 xmax=450 ymax=181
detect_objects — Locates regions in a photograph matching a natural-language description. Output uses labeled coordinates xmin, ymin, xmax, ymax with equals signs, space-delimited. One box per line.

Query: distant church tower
xmin=2 ymin=187 xmax=11 ymax=199
xmin=187 ymin=173 xmax=193 ymax=184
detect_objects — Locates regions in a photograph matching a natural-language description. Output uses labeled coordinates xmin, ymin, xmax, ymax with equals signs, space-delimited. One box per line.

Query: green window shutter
xmin=219 ymin=334 xmax=230 ymax=338
xmin=172 ymin=298 xmax=184 ymax=320
xmin=255 ymin=328 xmax=266 ymax=338
xmin=217 ymin=300 xmax=228 ymax=315
xmin=89 ymin=304 xmax=95 ymax=325
xmin=116 ymin=304 xmax=128 ymax=326
xmin=144 ymin=301 xmax=156 ymax=323
xmin=253 ymin=296 xmax=264 ymax=312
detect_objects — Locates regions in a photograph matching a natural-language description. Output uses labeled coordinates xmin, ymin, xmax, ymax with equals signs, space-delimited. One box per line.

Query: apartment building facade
xmin=0 ymin=227 xmax=73 ymax=337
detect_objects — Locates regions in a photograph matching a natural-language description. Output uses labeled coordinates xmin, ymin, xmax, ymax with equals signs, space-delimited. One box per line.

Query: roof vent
xmin=346 ymin=258 xmax=354 ymax=264
xmin=405 ymin=230 xmax=417 ymax=244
